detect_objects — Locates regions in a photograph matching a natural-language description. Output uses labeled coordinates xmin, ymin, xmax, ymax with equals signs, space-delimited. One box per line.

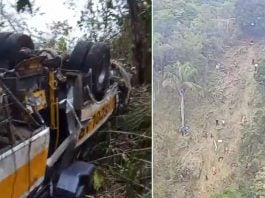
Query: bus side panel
xmin=0 ymin=128 xmax=50 ymax=198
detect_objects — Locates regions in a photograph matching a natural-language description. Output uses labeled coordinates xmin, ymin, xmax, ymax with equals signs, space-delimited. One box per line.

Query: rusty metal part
xmin=15 ymin=56 xmax=45 ymax=78
xmin=25 ymin=89 xmax=47 ymax=112
xmin=49 ymin=71 xmax=59 ymax=148
xmin=3 ymin=95 xmax=15 ymax=144
xmin=0 ymin=78 xmax=40 ymax=127
xmin=111 ymin=60 xmax=132 ymax=104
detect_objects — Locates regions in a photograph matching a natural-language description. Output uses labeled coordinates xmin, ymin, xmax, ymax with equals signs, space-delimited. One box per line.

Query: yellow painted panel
xmin=0 ymin=149 xmax=48 ymax=198
xmin=78 ymin=96 xmax=116 ymax=143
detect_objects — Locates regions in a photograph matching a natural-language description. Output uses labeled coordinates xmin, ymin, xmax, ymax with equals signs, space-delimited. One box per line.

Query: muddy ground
xmin=154 ymin=41 xmax=265 ymax=197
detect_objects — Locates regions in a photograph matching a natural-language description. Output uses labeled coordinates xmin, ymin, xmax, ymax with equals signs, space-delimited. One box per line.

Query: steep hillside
xmin=154 ymin=42 xmax=265 ymax=197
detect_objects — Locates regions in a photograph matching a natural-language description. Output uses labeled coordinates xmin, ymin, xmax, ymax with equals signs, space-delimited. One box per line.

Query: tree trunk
xmin=127 ymin=0 xmax=151 ymax=85
xmin=179 ymin=90 xmax=185 ymax=128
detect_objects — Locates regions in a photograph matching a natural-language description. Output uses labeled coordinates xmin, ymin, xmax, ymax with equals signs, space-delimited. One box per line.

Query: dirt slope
xmin=154 ymin=43 xmax=265 ymax=197
xmin=196 ymin=44 xmax=259 ymax=196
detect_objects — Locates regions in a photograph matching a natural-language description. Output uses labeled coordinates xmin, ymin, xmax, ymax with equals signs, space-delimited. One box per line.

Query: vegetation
xmin=154 ymin=0 xmax=237 ymax=86
xmin=83 ymin=86 xmax=151 ymax=197
xmin=154 ymin=0 xmax=237 ymax=130
xmin=235 ymin=0 xmax=265 ymax=37
xmin=1 ymin=0 xmax=151 ymax=85
xmin=214 ymin=186 xmax=242 ymax=198
xmin=162 ymin=62 xmax=202 ymax=129
xmin=255 ymin=59 xmax=265 ymax=84
xmin=154 ymin=0 xmax=265 ymax=197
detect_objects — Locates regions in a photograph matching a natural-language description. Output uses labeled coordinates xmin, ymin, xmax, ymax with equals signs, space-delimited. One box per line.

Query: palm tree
xmin=162 ymin=62 xmax=202 ymax=131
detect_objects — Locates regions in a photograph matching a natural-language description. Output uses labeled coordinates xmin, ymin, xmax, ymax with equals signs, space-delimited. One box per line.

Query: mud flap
xmin=55 ymin=161 xmax=95 ymax=197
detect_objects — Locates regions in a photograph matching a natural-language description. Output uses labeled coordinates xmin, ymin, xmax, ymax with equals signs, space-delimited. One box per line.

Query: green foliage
xmin=154 ymin=0 xmax=237 ymax=85
xmin=115 ymin=90 xmax=151 ymax=131
xmin=92 ymin=168 xmax=105 ymax=191
xmin=255 ymin=59 xmax=265 ymax=83
xmin=83 ymin=86 xmax=151 ymax=197
xmin=57 ymin=37 xmax=67 ymax=53
xmin=111 ymin=18 xmax=133 ymax=64
xmin=235 ymin=0 xmax=265 ymax=37
xmin=78 ymin=0 xmax=151 ymax=84
xmin=48 ymin=20 xmax=73 ymax=53
xmin=214 ymin=186 xmax=242 ymax=198
xmin=78 ymin=0 xmax=127 ymax=42
xmin=214 ymin=183 xmax=262 ymax=198
xmin=238 ymin=108 xmax=265 ymax=197
xmin=163 ymin=62 xmax=202 ymax=93
xmin=16 ymin=0 xmax=32 ymax=13
xmin=105 ymin=86 xmax=151 ymax=197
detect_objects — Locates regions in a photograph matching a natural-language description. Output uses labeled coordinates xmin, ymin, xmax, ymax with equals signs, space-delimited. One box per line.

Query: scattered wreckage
xmin=0 ymin=32 xmax=131 ymax=197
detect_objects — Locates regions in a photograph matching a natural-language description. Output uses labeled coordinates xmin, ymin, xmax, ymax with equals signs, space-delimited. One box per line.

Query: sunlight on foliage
xmin=92 ymin=168 xmax=105 ymax=191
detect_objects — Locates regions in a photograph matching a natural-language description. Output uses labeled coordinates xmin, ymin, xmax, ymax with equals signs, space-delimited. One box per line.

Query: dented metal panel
xmin=0 ymin=127 xmax=50 ymax=198
xmin=77 ymin=93 xmax=116 ymax=147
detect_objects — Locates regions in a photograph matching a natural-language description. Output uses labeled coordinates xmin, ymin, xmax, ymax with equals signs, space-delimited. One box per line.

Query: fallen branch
xmin=213 ymin=139 xmax=217 ymax=151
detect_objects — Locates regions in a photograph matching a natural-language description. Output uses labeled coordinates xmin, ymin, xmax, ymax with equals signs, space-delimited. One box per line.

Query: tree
xmin=255 ymin=59 xmax=265 ymax=84
xmin=48 ymin=20 xmax=74 ymax=53
xmin=78 ymin=0 xmax=151 ymax=84
xmin=153 ymin=0 xmax=238 ymax=87
xmin=153 ymin=32 xmax=175 ymax=75
xmin=162 ymin=62 xmax=202 ymax=129
xmin=235 ymin=0 xmax=265 ymax=37
xmin=10 ymin=0 xmax=151 ymax=84
xmin=127 ymin=0 xmax=151 ymax=84
xmin=78 ymin=0 xmax=127 ymax=42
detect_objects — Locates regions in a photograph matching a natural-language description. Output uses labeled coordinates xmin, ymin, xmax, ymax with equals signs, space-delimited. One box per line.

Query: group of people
xmin=215 ymin=119 xmax=225 ymax=127
xmin=179 ymin=43 xmax=258 ymax=136
xmin=179 ymin=126 xmax=189 ymax=136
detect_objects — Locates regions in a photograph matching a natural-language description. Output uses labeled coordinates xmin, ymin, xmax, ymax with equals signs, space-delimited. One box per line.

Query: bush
xmin=235 ymin=0 xmax=265 ymax=37
xmin=255 ymin=59 xmax=265 ymax=83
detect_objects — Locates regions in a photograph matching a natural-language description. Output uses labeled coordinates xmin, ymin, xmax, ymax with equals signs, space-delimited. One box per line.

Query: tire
xmin=67 ymin=40 xmax=93 ymax=71
xmin=0 ymin=32 xmax=13 ymax=44
xmin=84 ymin=42 xmax=111 ymax=100
xmin=0 ymin=32 xmax=13 ymax=59
xmin=0 ymin=33 xmax=34 ymax=68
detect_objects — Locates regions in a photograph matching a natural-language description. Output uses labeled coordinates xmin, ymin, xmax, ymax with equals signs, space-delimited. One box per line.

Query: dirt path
xmin=153 ymin=43 xmax=265 ymax=198
xmin=196 ymin=45 xmax=261 ymax=197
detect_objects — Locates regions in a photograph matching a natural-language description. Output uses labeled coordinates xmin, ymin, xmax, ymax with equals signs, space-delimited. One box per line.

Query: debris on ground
xmin=179 ymin=126 xmax=189 ymax=136
xmin=213 ymin=139 xmax=218 ymax=151
xmin=224 ymin=147 xmax=229 ymax=154
xmin=240 ymin=115 xmax=247 ymax=125
xmin=212 ymin=166 xmax=217 ymax=175
xmin=154 ymin=42 xmax=265 ymax=197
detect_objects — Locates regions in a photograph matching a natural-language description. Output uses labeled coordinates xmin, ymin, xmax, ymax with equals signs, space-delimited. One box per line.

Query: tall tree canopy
xmin=235 ymin=0 xmax=265 ymax=37
xmin=154 ymin=0 xmax=236 ymax=88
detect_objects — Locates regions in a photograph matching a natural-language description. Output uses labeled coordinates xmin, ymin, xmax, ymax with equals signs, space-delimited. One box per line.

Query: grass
xmin=83 ymin=85 xmax=151 ymax=197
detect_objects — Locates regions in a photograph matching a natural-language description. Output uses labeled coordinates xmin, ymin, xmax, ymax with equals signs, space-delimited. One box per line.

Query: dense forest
xmin=154 ymin=0 xmax=265 ymax=197
xmin=154 ymin=0 xmax=236 ymax=85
